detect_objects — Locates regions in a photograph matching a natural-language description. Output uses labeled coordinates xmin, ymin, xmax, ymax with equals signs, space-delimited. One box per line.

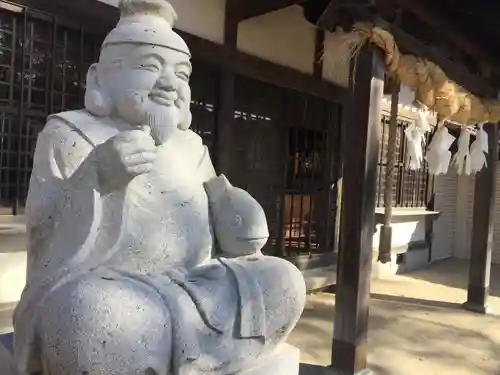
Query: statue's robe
xmin=14 ymin=110 xmax=268 ymax=375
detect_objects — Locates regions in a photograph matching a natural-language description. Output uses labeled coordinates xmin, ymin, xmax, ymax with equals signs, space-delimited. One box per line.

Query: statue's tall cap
xmin=101 ymin=0 xmax=190 ymax=56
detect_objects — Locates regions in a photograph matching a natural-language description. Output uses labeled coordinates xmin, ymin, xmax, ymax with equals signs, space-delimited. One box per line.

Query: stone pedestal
xmin=239 ymin=344 xmax=300 ymax=375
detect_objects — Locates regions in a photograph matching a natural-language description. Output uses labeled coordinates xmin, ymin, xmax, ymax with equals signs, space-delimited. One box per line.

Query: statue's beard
xmin=139 ymin=103 xmax=180 ymax=145
xmin=116 ymin=91 xmax=180 ymax=145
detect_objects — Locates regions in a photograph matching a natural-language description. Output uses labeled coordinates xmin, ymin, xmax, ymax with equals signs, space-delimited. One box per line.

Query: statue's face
xmin=98 ymin=43 xmax=192 ymax=144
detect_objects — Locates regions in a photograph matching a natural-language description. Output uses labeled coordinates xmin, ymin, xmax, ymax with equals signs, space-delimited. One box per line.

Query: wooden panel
xmin=180 ymin=30 xmax=346 ymax=103
xmin=189 ymin=61 xmax=218 ymax=155
xmin=7 ymin=0 xmax=117 ymax=34
xmin=491 ymin=166 xmax=500 ymax=263
xmin=465 ymin=124 xmax=498 ymax=313
xmin=239 ymin=0 xmax=306 ymax=20
xmin=331 ymin=44 xmax=384 ymax=374
xmin=231 ymin=76 xmax=286 ymax=256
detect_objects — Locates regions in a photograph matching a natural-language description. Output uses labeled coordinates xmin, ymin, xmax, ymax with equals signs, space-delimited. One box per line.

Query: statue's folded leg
xmin=37 ymin=269 xmax=173 ymax=375
xmin=34 ymin=257 xmax=305 ymax=375
xmin=227 ymin=255 xmax=306 ymax=347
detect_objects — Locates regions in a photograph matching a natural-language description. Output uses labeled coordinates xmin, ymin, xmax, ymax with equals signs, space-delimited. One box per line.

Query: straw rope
xmin=325 ymin=23 xmax=500 ymax=126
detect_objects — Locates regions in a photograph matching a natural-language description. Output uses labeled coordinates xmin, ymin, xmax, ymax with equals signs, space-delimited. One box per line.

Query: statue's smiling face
xmin=98 ymin=44 xmax=193 ymax=144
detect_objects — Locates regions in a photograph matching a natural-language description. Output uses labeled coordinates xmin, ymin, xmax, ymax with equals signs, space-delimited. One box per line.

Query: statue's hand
xmin=96 ymin=126 xmax=157 ymax=191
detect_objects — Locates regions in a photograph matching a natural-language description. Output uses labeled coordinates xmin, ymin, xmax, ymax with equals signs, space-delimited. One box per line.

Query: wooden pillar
xmin=378 ymin=77 xmax=400 ymax=263
xmin=313 ymin=28 xmax=325 ymax=79
xmin=215 ymin=0 xmax=238 ymax=176
xmin=331 ymin=45 xmax=384 ymax=374
xmin=463 ymin=124 xmax=498 ymax=314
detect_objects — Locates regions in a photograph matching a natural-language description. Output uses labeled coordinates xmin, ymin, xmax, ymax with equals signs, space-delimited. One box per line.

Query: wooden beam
xmin=10 ymin=0 xmax=117 ymax=34
xmin=48 ymin=0 xmax=346 ymax=102
xmin=381 ymin=0 xmax=497 ymax=71
xmin=378 ymin=76 xmax=400 ymax=263
xmin=331 ymin=44 xmax=384 ymax=374
xmin=380 ymin=19 xmax=496 ymax=98
xmin=215 ymin=0 xmax=238 ymax=176
xmin=239 ymin=0 xmax=306 ymax=21
xmin=463 ymin=124 xmax=499 ymax=314
xmin=313 ymin=28 xmax=326 ymax=79
xmin=178 ymin=31 xmax=346 ymax=103
xmin=305 ymin=3 xmax=495 ymax=98
xmin=310 ymin=4 xmax=495 ymax=98
xmin=312 ymin=0 xmax=376 ymax=30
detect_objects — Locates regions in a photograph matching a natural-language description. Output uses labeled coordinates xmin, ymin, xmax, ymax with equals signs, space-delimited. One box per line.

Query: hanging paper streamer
xmin=425 ymin=126 xmax=455 ymax=175
xmin=469 ymin=124 xmax=489 ymax=174
xmin=452 ymin=127 xmax=472 ymax=175
xmin=415 ymin=110 xmax=432 ymax=133
xmin=404 ymin=111 xmax=431 ymax=170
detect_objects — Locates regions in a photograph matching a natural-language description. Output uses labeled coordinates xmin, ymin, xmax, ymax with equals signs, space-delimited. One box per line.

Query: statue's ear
xmin=84 ymin=63 xmax=113 ymax=117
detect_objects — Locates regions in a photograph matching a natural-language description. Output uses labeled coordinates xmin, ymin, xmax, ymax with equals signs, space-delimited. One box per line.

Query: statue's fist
xmin=96 ymin=126 xmax=157 ymax=191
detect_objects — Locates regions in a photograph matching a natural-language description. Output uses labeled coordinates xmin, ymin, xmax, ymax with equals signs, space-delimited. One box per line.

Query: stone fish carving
xmin=205 ymin=175 xmax=269 ymax=256
xmin=12 ymin=1 xmax=306 ymax=375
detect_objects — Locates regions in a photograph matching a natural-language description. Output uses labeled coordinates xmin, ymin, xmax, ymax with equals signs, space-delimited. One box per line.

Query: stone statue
xmin=13 ymin=1 xmax=306 ymax=374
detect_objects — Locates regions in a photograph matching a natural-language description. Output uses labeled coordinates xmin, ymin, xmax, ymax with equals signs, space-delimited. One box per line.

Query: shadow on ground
xmin=290 ymin=263 xmax=500 ymax=375
xmin=402 ymin=259 xmax=500 ymax=298
xmin=370 ymin=293 xmax=464 ymax=310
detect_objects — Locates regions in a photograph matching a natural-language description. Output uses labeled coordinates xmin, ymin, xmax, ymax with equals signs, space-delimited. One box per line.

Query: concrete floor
xmin=290 ymin=259 xmax=500 ymax=375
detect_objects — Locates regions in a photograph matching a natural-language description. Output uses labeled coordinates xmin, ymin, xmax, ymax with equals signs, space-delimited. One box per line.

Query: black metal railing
xmin=375 ymin=114 xmax=431 ymax=208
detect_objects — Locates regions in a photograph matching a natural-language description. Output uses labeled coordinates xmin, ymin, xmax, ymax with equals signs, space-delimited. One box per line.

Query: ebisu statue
xmin=13 ymin=1 xmax=306 ymax=375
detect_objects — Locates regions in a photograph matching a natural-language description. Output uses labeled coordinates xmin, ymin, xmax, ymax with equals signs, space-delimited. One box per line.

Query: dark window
xmin=232 ymin=76 xmax=341 ymax=258
xmin=375 ymin=114 xmax=431 ymax=208
xmin=189 ymin=60 xmax=218 ymax=156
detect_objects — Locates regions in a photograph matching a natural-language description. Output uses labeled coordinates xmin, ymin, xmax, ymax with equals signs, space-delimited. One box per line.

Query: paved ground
xmin=290 ymin=259 xmax=500 ymax=375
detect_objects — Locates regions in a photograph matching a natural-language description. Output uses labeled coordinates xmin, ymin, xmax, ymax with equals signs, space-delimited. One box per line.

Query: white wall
xmin=431 ymin=166 xmax=500 ymax=264
xmin=322 ymin=31 xmax=350 ymax=87
xmin=373 ymin=221 xmax=425 ymax=250
xmin=453 ymin=174 xmax=474 ymax=259
xmin=97 ymin=0 xmax=226 ymax=44
xmin=237 ymin=6 xmax=316 ymax=74
xmin=431 ymin=171 xmax=459 ymax=261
